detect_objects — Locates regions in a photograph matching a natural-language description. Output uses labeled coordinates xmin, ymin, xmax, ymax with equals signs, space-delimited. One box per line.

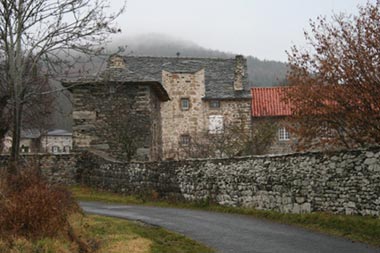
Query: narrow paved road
xmin=80 ymin=201 xmax=380 ymax=253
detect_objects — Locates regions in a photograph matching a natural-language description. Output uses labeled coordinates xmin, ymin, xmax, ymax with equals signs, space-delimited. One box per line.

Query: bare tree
xmin=251 ymin=119 xmax=277 ymax=155
xmin=108 ymin=104 xmax=141 ymax=161
xmin=0 ymin=93 xmax=10 ymax=153
xmin=0 ymin=0 xmax=125 ymax=168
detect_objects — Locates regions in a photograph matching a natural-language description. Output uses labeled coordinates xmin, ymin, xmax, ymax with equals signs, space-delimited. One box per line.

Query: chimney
xmin=233 ymin=55 xmax=245 ymax=91
xmin=108 ymin=54 xmax=126 ymax=69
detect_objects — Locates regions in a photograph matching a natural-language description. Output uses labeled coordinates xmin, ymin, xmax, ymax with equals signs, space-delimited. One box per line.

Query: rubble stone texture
xmin=1 ymin=146 xmax=380 ymax=216
xmin=65 ymin=55 xmax=252 ymax=160
xmin=78 ymin=147 xmax=380 ymax=216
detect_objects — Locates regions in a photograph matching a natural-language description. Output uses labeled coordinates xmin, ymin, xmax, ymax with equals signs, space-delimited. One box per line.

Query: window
xmin=180 ymin=98 xmax=190 ymax=110
xmin=63 ymin=146 xmax=70 ymax=153
xmin=209 ymin=115 xmax=224 ymax=134
xmin=321 ymin=122 xmax=334 ymax=138
xmin=180 ymin=135 xmax=191 ymax=146
xmin=21 ymin=145 xmax=29 ymax=153
xmin=209 ymin=100 xmax=220 ymax=109
xmin=109 ymin=85 xmax=116 ymax=94
xmin=52 ymin=146 xmax=60 ymax=153
xmin=278 ymin=127 xmax=290 ymax=141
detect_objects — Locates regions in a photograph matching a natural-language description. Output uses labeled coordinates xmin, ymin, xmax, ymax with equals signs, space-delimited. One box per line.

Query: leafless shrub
xmin=0 ymin=167 xmax=79 ymax=240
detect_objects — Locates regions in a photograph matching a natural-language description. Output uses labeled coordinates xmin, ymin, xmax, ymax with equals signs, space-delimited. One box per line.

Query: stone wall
xmin=79 ymin=147 xmax=380 ymax=216
xmin=0 ymin=154 xmax=79 ymax=185
xmin=2 ymin=147 xmax=379 ymax=216
xmin=161 ymin=69 xmax=252 ymax=160
xmin=252 ymin=117 xmax=296 ymax=155
xmin=161 ymin=70 xmax=206 ymax=160
xmin=203 ymin=99 xmax=251 ymax=133
xmin=71 ymin=82 xmax=162 ymax=161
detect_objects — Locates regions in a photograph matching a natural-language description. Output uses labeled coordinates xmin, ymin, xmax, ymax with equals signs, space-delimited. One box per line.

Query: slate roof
xmin=63 ymin=77 xmax=170 ymax=101
xmin=47 ymin=129 xmax=72 ymax=136
xmin=100 ymin=56 xmax=251 ymax=100
xmin=251 ymin=87 xmax=292 ymax=117
xmin=63 ymin=56 xmax=251 ymax=100
xmin=20 ymin=129 xmax=41 ymax=139
xmin=19 ymin=129 xmax=72 ymax=138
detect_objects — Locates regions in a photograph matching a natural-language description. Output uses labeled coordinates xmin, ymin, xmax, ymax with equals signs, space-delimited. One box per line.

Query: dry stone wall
xmin=79 ymin=147 xmax=380 ymax=216
xmin=0 ymin=154 xmax=79 ymax=185
xmin=2 ymin=147 xmax=379 ymax=216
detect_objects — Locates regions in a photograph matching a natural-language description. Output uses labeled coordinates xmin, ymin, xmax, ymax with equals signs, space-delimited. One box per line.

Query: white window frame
xmin=52 ymin=146 xmax=60 ymax=153
xmin=209 ymin=115 xmax=224 ymax=134
xmin=278 ymin=127 xmax=290 ymax=141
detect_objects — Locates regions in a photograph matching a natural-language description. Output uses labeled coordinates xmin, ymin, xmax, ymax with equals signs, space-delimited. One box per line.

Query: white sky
xmin=109 ymin=0 xmax=372 ymax=62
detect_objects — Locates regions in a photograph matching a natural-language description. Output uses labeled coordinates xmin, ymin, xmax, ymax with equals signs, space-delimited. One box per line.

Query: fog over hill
xmin=52 ymin=34 xmax=288 ymax=130
xmin=120 ymin=34 xmax=288 ymax=87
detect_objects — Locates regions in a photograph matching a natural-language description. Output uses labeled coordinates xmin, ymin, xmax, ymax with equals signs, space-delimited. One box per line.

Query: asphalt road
xmin=80 ymin=201 xmax=380 ymax=253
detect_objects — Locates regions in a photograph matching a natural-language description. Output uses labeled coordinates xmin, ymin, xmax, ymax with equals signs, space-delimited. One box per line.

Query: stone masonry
xmin=63 ymin=55 xmax=169 ymax=161
xmin=2 ymin=147 xmax=380 ymax=216
xmin=65 ymin=55 xmax=252 ymax=161
xmin=160 ymin=69 xmax=251 ymax=159
xmin=79 ymin=147 xmax=380 ymax=216
xmin=157 ymin=56 xmax=252 ymax=159
xmin=0 ymin=154 xmax=79 ymax=185
xmin=161 ymin=70 xmax=206 ymax=159
xmin=252 ymin=117 xmax=296 ymax=154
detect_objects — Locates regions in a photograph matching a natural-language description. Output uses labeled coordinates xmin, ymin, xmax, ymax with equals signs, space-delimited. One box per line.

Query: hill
xmin=122 ymin=34 xmax=288 ymax=87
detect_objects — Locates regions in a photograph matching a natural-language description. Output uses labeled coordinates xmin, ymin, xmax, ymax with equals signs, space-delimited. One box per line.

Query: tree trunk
xmin=9 ymin=1 xmax=25 ymax=173
xmin=9 ymin=102 xmax=22 ymax=173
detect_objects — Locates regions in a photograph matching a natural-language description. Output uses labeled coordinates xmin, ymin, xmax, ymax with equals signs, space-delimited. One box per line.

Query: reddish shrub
xmin=0 ymin=168 xmax=79 ymax=240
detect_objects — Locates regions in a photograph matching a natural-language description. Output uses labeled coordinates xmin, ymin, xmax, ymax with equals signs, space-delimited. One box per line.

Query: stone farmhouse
xmin=1 ymin=129 xmax=72 ymax=154
xmin=251 ymin=87 xmax=295 ymax=154
xmin=41 ymin=129 xmax=73 ymax=154
xmin=64 ymin=54 xmax=252 ymax=161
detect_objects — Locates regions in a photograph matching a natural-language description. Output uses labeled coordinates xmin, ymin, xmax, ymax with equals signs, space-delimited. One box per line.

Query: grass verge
xmin=71 ymin=185 xmax=380 ymax=248
xmin=0 ymin=213 xmax=214 ymax=253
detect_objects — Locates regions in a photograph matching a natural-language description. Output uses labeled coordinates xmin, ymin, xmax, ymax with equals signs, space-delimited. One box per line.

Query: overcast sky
xmin=110 ymin=0 xmax=372 ymax=62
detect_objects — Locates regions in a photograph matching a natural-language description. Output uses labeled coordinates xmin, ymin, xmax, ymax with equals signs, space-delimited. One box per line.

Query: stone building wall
xmin=203 ymin=99 xmax=251 ymax=133
xmin=79 ymin=147 xmax=380 ymax=216
xmin=161 ymin=70 xmax=206 ymax=160
xmin=67 ymin=55 xmax=251 ymax=161
xmin=161 ymin=69 xmax=252 ymax=160
xmin=149 ymin=87 xmax=163 ymax=161
xmin=71 ymin=82 xmax=162 ymax=161
xmin=252 ymin=117 xmax=296 ymax=155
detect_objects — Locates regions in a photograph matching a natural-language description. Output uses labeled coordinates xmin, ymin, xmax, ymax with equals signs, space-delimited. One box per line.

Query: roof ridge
xmin=124 ymin=55 xmax=238 ymax=61
xmin=251 ymin=86 xmax=289 ymax=89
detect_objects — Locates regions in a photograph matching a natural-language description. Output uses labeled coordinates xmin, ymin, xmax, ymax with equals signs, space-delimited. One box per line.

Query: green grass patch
xmin=71 ymin=185 xmax=380 ymax=248
xmin=0 ymin=213 xmax=214 ymax=253
xmin=85 ymin=215 xmax=214 ymax=253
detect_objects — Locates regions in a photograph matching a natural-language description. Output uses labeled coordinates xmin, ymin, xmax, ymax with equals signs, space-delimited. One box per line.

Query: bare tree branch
xmin=0 ymin=0 xmax=125 ymax=168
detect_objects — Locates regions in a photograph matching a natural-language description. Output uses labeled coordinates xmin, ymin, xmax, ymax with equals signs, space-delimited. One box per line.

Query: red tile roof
xmin=251 ymin=87 xmax=292 ymax=117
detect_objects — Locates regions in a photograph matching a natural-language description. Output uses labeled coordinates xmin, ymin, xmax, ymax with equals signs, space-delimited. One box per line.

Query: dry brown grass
xmin=0 ymin=168 xmax=79 ymax=240
xmin=106 ymin=238 xmax=152 ymax=253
